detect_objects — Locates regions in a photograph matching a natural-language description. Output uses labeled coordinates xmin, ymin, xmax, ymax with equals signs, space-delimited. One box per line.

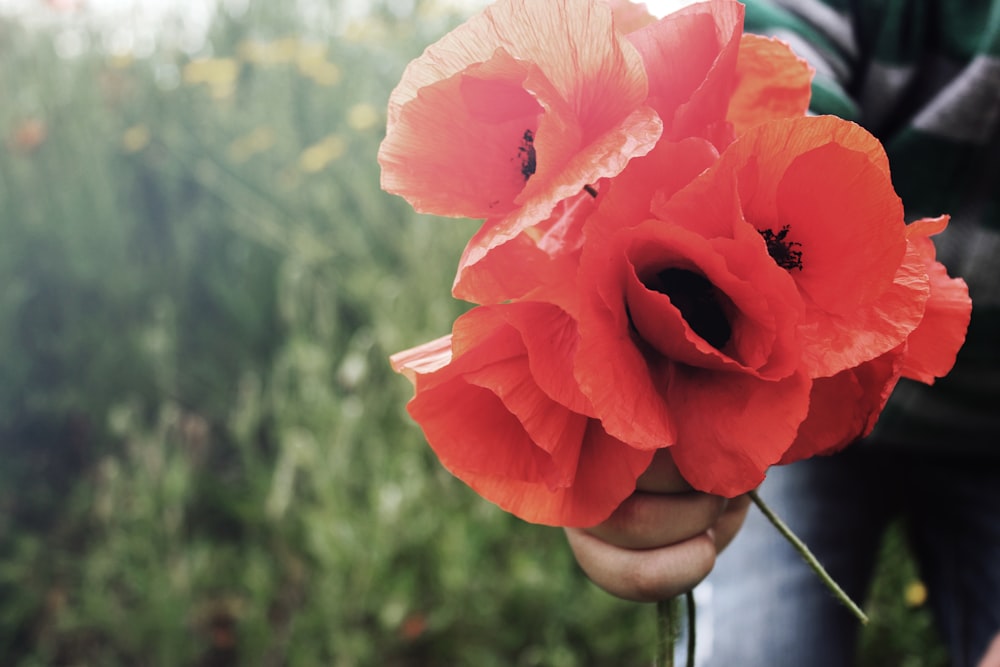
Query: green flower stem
xmin=748 ymin=489 xmax=869 ymax=625
xmin=685 ymin=589 xmax=696 ymax=666
xmin=655 ymin=597 xmax=678 ymax=667
xmin=656 ymin=591 xmax=696 ymax=667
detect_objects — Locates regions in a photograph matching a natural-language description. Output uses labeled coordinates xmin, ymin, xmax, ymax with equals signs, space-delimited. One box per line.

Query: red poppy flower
xmin=391 ymin=302 xmax=654 ymax=527
xmin=563 ymin=115 xmax=950 ymax=496
xmin=378 ymin=0 xmax=662 ymax=252
xmin=387 ymin=2 xmax=971 ymax=520
xmin=449 ymin=1 xmax=812 ymax=306
xmin=574 ymin=190 xmax=812 ymax=495
xmin=779 ymin=217 xmax=970 ymax=463
xmin=653 ymin=116 xmax=929 ymax=377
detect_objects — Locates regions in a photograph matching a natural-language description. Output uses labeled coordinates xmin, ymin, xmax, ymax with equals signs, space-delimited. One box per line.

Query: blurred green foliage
xmin=0 ymin=1 xmax=947 ymax=665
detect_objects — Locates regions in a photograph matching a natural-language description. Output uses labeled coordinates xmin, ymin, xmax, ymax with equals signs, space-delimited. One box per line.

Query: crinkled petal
xmin=628 ymin=0 xmax=744 ymax=145
xmin=464 ymin=105 xmax=661 ymax=263
xmin=668 ymin=365 xmax=812 ymax=496
xmin=798 ymin=238 xmax=929 ymax=377
xmin=729 ymin=116 xmax=892 ymax=224
xmin=598 ymin=136 xmax=721 ymax=233
xmin=620 ymin=220 xmax=802 ymax=376
xmin=606 ymin=0 xmax=657 ymax=34
xmin=450 ymin=302 xmax=591 ymax=412
xmin=453 ymin=190 xmax=597 ymax=306
xmin=396 ymin=302 xmax=653 ymax=527
xmin=390 ymin=334 xmax=454 ymax=383
xmin=900 ymin=217 xmax=972 ymax=383
xmin=727 ymin=34 xmax=813 ymax=134
xmin=462 ymin=420 xmax=655 ymax=526
xmin=779 ymin=348 xmax=903 ymax=464
xmin=380 ymin=53 xmax=543 ymax=219
xmin=775 ymin=142 xmax=906 ymax=313
xmin=575 ymin=257 xmax=677 ymax=449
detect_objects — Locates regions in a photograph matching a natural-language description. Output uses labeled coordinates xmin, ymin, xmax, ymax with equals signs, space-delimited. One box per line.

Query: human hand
xmin=979 ymin=632 xmax=1000 ymax=667
xmin=564 ymin=450 xmax=751 ymax=602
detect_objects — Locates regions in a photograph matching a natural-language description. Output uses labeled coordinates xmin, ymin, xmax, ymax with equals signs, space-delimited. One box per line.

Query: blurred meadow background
xmin=0 ymin=0 xmax=949 ymax=664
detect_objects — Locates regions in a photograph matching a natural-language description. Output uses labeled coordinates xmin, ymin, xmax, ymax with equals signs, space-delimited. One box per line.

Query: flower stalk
xmin=656 ymin=590 xmax=696 ymax=667
xmin=655 ymin=597 xmax=678 ymax=667
xmin=748 ymin=489 xmax=869 ymax=625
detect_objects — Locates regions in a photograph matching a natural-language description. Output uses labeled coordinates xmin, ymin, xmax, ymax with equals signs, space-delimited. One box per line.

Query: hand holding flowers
xmin=380 ymin=0 xmax=972 ymax=662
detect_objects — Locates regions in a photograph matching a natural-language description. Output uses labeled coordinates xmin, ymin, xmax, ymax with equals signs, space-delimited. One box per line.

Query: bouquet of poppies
xmin=383 ymin=0 xmax=970 ymax=527
xmin=381 ymin=0 xmax=970 ymax=627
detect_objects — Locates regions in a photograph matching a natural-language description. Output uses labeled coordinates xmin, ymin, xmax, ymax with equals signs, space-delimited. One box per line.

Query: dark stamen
xmin=647 ymin=269 xmax=731 ymax=350
xmin=518 ymin=129 xmax=536 ymax=181
xmin=759 ymin=225 xmax=803 ymax=271
xmin=584 ymin=184 xmax=598 ymax=198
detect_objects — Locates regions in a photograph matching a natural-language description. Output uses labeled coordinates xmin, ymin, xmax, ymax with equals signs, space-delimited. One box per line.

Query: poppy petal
xmin=628 ymin=0 xmax=744 ymax=144
xmin=620 ymin=220 xmax=801 ymax=375
xmin=462 ymin=420 xmax=655 ymax=527
xmin=668 ymin=365 xmax=812 ymax=496
xmin=452 ymin=190 xmax=597 ymax=305
xmin=575 ymin=276 xmax=677 ymax=449
xmin=390 ymin=334 xmax=454 ymax=384
xmin=398 ymin=303 xmax=652 ymax=527
xmin=598 ymin=136 xmax=721 ymax=233
xmin=774 ymin=142 xmax=906 ymax=314
xmin=797 ymin=240 xmax=929 ymax=377
xmin=607 ymin=0 xmax=657 ymax=34
xmin=779 ymin=349 xmax=904 ymax=464
xmin=727 ymin=34 xmax=813 ymax=135
xmin=900 ymin=217 xmax=972 ymax=383
xmin=380 ymin=51 xmax=543 ymax=219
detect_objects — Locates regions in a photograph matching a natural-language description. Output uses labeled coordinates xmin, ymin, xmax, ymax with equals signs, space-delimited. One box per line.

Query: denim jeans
xmin=685 ymin=445 xmax=1000 ymax=667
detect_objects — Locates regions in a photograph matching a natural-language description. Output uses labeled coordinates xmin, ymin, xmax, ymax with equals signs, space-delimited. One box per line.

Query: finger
xmin=587 ymin=491 xmax=727 ymax=550
xmin=565 ymin=527 xmax=717 ymax=602
xmin=635 ymin=449 xmax=692 ymax=493
xmin=711 ymin=493 xmax=751 ymax=552
xmin=979 ymin=633 xmax=1000 ymax=667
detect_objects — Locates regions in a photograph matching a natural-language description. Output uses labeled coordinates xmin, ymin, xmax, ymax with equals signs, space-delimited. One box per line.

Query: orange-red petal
xmin=452 ymin=190 xmax=597 ymax=306
xmin=727 ymin=34 xmax=813 ymax=135
xmin=668 ymin=365 xmax=812 ymax=496
xmin=778 ymin=349 xmax=904 ymax=464
xmin=395 ymin=301 xmax=654 ymax=526
xmin=606 ymin=0 xmax=657 ymax=34
xmin=462 ymin=420 xmax=654 ymax=526
xmin=627 ymin=0 xmax=743 ymax=145
xmin=900 ymin=217 xmax=972 ymax=383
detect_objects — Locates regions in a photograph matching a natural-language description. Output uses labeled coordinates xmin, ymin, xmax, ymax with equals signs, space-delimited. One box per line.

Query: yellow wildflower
xmin=298 ymin=135 xmax=346 ymax=173
xmin=122 ymin=124 xmax=151 ymax=153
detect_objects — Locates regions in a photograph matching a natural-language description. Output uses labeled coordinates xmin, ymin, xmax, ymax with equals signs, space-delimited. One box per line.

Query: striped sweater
xmin=743 ymin=0 xmax=1000 ymax=453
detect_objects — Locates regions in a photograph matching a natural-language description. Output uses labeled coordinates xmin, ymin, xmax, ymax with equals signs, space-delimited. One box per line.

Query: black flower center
xmin=759 ymin=225 xmax=803 ymax=271
xmin=518 ymin=129 xmax=536 ymax=181
xmin=646 ymin=268 xmax=732 ymax=350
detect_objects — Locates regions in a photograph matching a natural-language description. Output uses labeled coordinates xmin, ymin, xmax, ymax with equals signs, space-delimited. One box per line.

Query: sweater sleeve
xmin=741 ymin=0 xmax=861 ymax=120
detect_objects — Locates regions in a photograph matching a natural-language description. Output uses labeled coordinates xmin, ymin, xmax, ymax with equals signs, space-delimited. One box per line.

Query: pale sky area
xmin=0 ymin=0 xmax=696 ymax=27
xmin=0 ymin=0 xmax=695 ymax=58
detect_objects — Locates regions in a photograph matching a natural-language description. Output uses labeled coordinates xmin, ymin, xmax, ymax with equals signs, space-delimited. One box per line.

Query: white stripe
xmin=770 ymin=28 xmax=850 ymax=83
xmin=775 ymin=0 xmax=858 ymax=59
xmin=859 ymin=61 xmax=916 ymax=129
xmin=911 ymin=55 xmax=1000 ymax=144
